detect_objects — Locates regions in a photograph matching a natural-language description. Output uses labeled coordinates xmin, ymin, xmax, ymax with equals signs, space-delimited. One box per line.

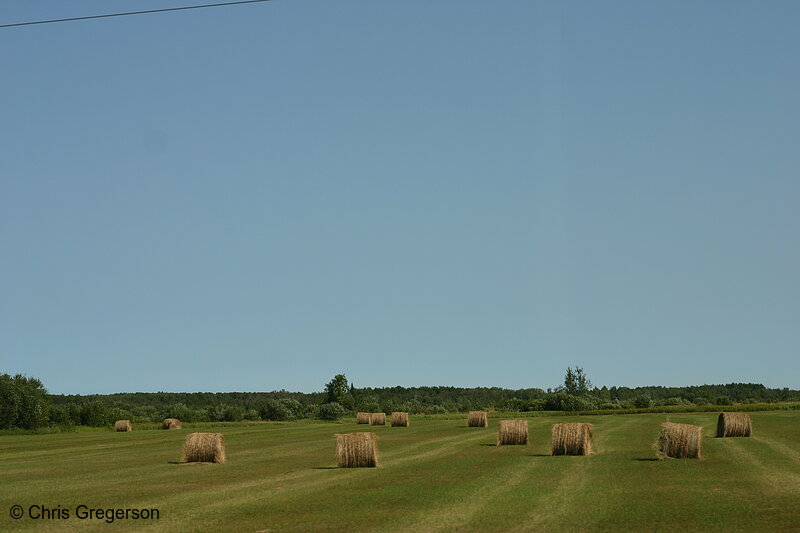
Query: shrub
xmin=357 ymin=400 xmax=380 ymax=414
xmin=222 ymin=405 xmax=245 ymax=422
xmin=716 ymin=396 xmax=733 ymax=406
xmin=502 ymin=398 xmax=528 ymax=411
xmin=422 ymin=404 xmax=447 ymax=415
xmin=633 ymin=396 xmax=653 ymax=408
xmin=259 ymin=399 xmax=301 ymax=421
xmin=543 ymin=392 xmax=597 ymax=411
xmin=80 ymin=402 xmax=112 ymax=427
xmin=317 ymin=402 xmax=348 ymax=420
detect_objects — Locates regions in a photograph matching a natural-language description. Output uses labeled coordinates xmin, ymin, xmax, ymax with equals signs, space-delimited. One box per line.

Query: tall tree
xmin=325 ymin=374 xmax=354 ymax=409
xmin=563 ymin=366 xmax=592 ymax=395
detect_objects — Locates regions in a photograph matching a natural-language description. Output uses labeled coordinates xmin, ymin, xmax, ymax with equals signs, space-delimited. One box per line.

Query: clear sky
xmin=1 ymin=1 xmax=798 ymax=395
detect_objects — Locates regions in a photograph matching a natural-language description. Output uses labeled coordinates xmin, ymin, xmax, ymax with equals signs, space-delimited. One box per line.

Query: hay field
xmin=1 ymin=412 xmax=799 ymax=532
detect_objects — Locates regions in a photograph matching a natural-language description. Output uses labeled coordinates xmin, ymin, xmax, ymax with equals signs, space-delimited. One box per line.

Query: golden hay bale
xmin=163 ymin=418 xmax=182 ymax=430
xmin=369 ymin=413 xmax=386 ymax=425
xmin=182 ymin=433 xmax=226 ymax=464
xmin=356 ymin=412 xmax=371 ymax=424
xmin=716 ymin=412 xmax=752 ymax=438
xmin=114 ymin=420 xmax=132 ymax=432
xmin=498 ymin=420 xmax=528 ymax=445
xmin=336 ymin=432 xmax=378 ymax=468
xmin=391 ymin=412 xmax=410 ymax=427
xmin=551 ymin=423 xmax=593 ymax=455
xmin=656 ymin=422 xmax=702 ymax=459
xmin=467 ymin=411 xmax=489 ymax=428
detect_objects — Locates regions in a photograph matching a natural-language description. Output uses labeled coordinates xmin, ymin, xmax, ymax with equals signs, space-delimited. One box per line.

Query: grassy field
xmin=2 ymin=411 xmax=799 ymax=532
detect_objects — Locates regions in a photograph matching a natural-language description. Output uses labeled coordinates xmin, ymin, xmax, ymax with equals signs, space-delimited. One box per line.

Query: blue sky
xmin=1 ymin=1 xmax=798 ymax=395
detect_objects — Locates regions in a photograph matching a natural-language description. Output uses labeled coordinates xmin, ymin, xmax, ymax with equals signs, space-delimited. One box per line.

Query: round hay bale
xmin=336 ymin=432 xmax=378 ymax=468
xmin=356 ymin=412 xmax=371 ymax=424
xmin=391 ymin=412 xmax=410 ymax=427
xmin=498 ymin=420 xmax=528 ymax=445
xmin=163 ymin=418 xmax=183 ymax=430
xmin=369 ymin=413 xmax=386 ymax=426
xmin=114 ymin=420 xmax=132 ymax=432
xmin=551 ymin=422 xmax=593 ymax=455
xmin=182 ymin=433 xmax=226 ymax=464
xmin=467 ymin=411 xmax=489 ymax=428
xmin=716 ymin=412 xmax=752 ymax=438
xmin=656 ymin=422 xmax=702 ymax=459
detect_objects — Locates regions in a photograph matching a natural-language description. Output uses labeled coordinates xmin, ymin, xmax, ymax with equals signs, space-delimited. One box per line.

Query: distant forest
xmin=2 ymin=371 xmax=799 ymax=430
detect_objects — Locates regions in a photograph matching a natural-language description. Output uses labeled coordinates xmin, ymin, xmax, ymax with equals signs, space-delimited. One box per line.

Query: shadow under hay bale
xmin=356 ymin=412 xmax=371 ymax=424
xmin=369 ymin=413 xmax=386 ymax=426
xmin=716 ymin=412 xmax=752 ymax=438
xmin=182 ymin=433 xmax=226 ymax=464
xmin=336 ymin=432 xmax=378 ymax=468
xmin=114 ymin=420 xmax=132 ymax=432
xmin=467 ymin=411 xmax=489 ymax=428
xmin=163 ymin=418 xmax=182 ymax=430
xmin=656 ymin=422 xmax=702 ymax=459
xmin=391 ymin=412 xmax=410 ymax=427
xmin=551 ymin=422 xmax=593 ymax=455
xmin=498 ymin=420 xmax=528 ymax=445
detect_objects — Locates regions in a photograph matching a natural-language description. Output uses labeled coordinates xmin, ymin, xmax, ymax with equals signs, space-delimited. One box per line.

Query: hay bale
xmin=369 ymin=413 xmax=386 ymax=425
xmin=182 ymin=433 xmax=226 ymax=464
xmin=716 ymin=412 xmax=752 ymax=438
xmin=551 ymin=422 xmax=593 ymax=455
xmin=114 ymin=420 xmax=132 ymax=432
xmin=467 ymin=411 xmax=488 ymax=427
xmin=356 ymin=412 xmax=371 ymax=424
xmin=656 ymin=422 xmax=702 ymax=459
xmin=391 ymin=412 xmax=410 ymax=427
xmin=336 ymin=432 xmax=378 ymax=467
xmin=163 ymin=418 xmax=182 ymax=430
xmin=498 ymin=420 xmax=528 ymax=445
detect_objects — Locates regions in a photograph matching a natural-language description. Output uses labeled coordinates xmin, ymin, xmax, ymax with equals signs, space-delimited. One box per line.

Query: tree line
xmin=2 ymin=370 xmax=799 ymax=430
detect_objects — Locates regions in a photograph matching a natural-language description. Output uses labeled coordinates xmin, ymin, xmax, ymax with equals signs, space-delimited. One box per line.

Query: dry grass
xmin=656 ymin=422 xmax=702 ymax=459
xmin=114 ymin=420 xmax=131 ymax=432
xmin=498 ymin=420 xmax=528 ymax=445
xmin=369 ymin=413 xmax=386 ymax=426
xmin=551 ymin=423 xmax=593 ymax=455
xmin=391 ymin=412 xmax=410 ymax=427
xmin=356 ymin=412 xmax=371 ymax=424
xmin=182 ymin=433 xmax=226 ymax=464
xmin=716 ymin=412 xmax=752 ymax=438
xmin=163 ymin=418 xmax=182 ymax=430
xmin=467 ymin=411 xmax=489 ymax=428
xmin=335 ymin=432 xmax=378 ymax=468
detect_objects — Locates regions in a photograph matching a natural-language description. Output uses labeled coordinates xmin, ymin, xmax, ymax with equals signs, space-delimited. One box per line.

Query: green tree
xmin=0 ymin=374 xmax=49 ymax=429
xmin=325 ymin=374 xmax=354 ymax=409
xmin=563 ymin=366 xmax=592 ymax=395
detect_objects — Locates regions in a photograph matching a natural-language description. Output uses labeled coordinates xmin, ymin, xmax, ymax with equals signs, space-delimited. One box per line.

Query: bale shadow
xmin=634 ymin=458 xmax=660 ymax=462
xmin=479 ymin=443 xmax=497 ymax=447
xmin=312 ymin=466 xmax=338 ymax=470
xmin=527 ymin=453 xmax=550 ymax=457
xmin=167 ymin=461 xmax=182 ymax=465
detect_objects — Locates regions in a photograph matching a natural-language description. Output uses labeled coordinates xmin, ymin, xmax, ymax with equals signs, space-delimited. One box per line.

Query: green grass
xmin=1 ymin=412 xmax=799 ymax=532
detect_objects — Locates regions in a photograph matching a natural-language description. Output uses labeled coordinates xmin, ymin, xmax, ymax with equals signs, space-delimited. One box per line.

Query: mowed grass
xmin=1 ymin=412 xmax=799 ymax=532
